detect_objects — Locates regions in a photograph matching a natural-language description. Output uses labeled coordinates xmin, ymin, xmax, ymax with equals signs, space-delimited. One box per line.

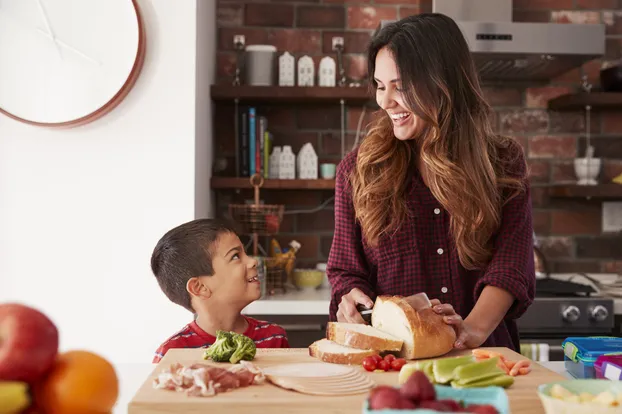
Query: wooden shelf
xmin=211 ymin=177 xmax=336 ymax=190
xmin=548 ymin=92 xmax=622 ymax=111
xmin=210 ymin=85 xmax=372 ymax=105
xmin=548 ymin=184 xmax=622 ymax=200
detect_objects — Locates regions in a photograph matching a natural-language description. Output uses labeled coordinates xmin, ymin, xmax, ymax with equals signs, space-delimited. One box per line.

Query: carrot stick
xmin=497 ymin=359 xmax=510 ymax=374
xmin=518 ymin=366 xmax=532 ymax=375
xmin=510 ymin=360 xmax=531 ymax=376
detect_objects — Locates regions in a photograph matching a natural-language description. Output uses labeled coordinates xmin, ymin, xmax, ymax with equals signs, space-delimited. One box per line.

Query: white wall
xmin=0 ymin=0 xmax=216 ymax=364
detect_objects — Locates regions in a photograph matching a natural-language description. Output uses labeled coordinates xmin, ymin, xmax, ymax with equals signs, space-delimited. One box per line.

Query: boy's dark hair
xmin=150 ymin=218 xmax=240 ymax=312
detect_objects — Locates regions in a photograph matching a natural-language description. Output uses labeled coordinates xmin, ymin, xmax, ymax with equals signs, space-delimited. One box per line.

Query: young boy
xmin=150 ymin=218 xmax=289 ymax=363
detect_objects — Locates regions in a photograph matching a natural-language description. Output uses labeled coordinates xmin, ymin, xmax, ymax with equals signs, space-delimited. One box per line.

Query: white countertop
xmin=243 ymin=273 xmax=622 ymax=316
xmin=112 ymin=361 xmax=572 ymax=413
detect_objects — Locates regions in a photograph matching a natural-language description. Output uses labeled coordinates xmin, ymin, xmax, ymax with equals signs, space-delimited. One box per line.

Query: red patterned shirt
xmin=327 ymin=143 xmax=536 ymax=352
xmin=153 ymin=316 xmax=289 ymax=363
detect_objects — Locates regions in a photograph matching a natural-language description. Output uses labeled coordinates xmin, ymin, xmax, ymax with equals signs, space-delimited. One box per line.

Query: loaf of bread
xmin=308 ymin=339 xmax=378 ymax=365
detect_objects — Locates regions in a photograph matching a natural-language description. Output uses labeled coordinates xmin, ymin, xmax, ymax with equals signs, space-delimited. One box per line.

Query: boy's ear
xmin=186 ymin=277 xmax=211 ymax=299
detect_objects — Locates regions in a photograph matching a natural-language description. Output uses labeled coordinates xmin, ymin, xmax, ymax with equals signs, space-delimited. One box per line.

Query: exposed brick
xmin=553 ymin=261 xmax=601 ymax=273
xmin=512 ymin=0 xmax=573 ymax=9
xmin=602 ymin=112 xmax=622 ymax=134
xmin=419 ymin=0 xmax=432 ymax=13
xmin=602 ymin=261 xmax=622 ymax=273
xmin=581 ymin=59 xmax=604 ymax=85
xmin=514 ymin=136 xmax=528 ymax=152
xmin=550 ymin=209 xmax=602 ymax=235
xmin=529 ymin=136 xmax=577 ymax=159
xmin=321 ymin=131 xmax=358 ymax=156
xmin=606 ymin=38 xmax=622 ymax=61
xmin=297 ymin=106 xmax=341 ymax=129
xmin=263 ymin=190 xmax=324 ymax=207
xmin=603 ymin=160 xmax=622 ymax=181
xmin=532 ymin=210 xmax=551 ymax=235
xmin=499 ymin=109 xmax=549 ymax=134
xmin=538 ymin=236 xmax=573 ymax=259
xmin=262 ymin=107 xmax=297 ymax=129
xmin=577 ymin=0 xmax=618 ymax=8
xmin=320 ymin=235 xmax=333 ymax=258
xmin=297 ymin=209 xmax=335 ymax=232
xmin=513 ymin=9 xmax=551 ymax=22
xmin=603 ymin=11 xmax=622 ymax=35
xmin=267 ymin=29 xmax=322 ymax=53
xmin=322 ymin=31 xmax=371 ymax=54
xmin=270 ymin=131 xmax=319 ymax=154
xmin=219 ymin=28 xmax=268 ymax=50
xmin=399 ymin=7 xmax=420 ymax=19
xmin=245 ymin=3 xmax=294 ymax=27
xmin=578 ymin=137 xmax=622 ymax=159
xmin=347 ymin=106 xmax=376 ymax=131
xmin=551 ymin=10 xmax=601 ymax=24
xmin=345 ymin=55 xmax=368 ymax=81
xmin=526 ymin=87 xmax=572 ymax=108
xmin=279 ymin=214 xmax=295 ymax=233
xmin=482 ymin=87 xmax=523 ymax=107
xmin=528 ymin=159 xmax=551 ymax=182
xmin=297 ymin=5 xmax=344 ymax=28
xmin=275 ymin=234 xmax=319 ymax=259
xmin=347 ymin=6 xmax=398 ymax=30
xmin=549 ymin=111 xmax=600 ymax=134
xmin=216 ymin=52 xmax=237 ymax=79
xmin=551 ymin=161 xmax=576 ymax=183
xmin=576 ymin=235 xmax=622 ymax=259
xmin=530 ymin=186 xmax=548 ymax=207
xmin=218 ymin=3 xmax=244 ymax=26
xmin=374 ymin=0 xmax=419 ymax=3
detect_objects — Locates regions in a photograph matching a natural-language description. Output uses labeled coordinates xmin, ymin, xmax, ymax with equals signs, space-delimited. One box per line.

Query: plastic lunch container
xmin=562 ymin=337 xmax=622 ymax=379
xmin=595 ymin=354 xmax=622 ymax=380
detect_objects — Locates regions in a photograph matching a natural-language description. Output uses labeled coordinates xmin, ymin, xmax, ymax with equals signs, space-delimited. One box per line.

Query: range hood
xmin=378 ymin=0 xmax=605 ymax=81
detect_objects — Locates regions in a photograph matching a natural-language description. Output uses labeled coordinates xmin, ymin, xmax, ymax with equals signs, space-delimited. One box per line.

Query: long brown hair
xmin=351 ymin=13 xmax=525 ymax=270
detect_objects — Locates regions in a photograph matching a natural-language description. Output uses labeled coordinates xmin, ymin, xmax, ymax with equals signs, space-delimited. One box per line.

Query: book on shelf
xmin=236 ymin=106 xmax=272 ymax=179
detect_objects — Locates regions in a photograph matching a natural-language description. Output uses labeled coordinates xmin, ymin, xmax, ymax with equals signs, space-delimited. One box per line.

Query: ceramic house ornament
xmin=297 ymin=143 xmax=318 ymax=179
xmin=269 ymin=146 xmax=282 ymax=179
xmin=278 ymin=146 xmax=296 ymax=179
xmin=318 ymin=56 xmax=336 ymax=87
xmin=278 ymin=52 xmax=295 ymax=86
xmin=297 ymin=55 xmax=314 ymax=87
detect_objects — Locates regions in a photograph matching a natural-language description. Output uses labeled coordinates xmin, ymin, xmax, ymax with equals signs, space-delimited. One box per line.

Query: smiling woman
xmin=327 ymin=13 xmax=536 ymax=354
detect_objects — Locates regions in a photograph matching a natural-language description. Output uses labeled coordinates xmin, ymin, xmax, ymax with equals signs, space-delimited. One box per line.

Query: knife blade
xmin=405 ymin=292 xmax=432 ymax=311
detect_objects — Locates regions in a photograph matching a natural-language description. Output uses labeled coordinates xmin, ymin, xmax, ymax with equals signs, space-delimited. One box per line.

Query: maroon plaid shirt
xmin=327 ymin=143 xmax=536 ymax=352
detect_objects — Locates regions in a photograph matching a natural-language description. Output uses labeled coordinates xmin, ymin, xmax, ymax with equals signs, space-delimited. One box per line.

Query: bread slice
xmin=371 ymin=295 xmax=456 ymax=360
xmin=326 ymin=322 xmax=403 ymax=352
xmin=308 ymin=339 xmax=377 ymax=365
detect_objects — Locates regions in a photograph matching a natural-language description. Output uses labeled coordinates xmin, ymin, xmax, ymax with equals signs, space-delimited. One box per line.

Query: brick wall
xmin=213 ymin=0 xmax=622 ymax=273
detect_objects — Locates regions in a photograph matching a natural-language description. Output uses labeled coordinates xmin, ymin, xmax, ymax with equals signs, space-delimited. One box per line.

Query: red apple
xmin=0 ymin=303 xmax=59 ymax=383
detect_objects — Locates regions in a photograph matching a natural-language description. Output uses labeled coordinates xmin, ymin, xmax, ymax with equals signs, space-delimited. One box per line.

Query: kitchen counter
xmin=113 ymin=359 xmax=571 ymax=414
xmin=243 ymin=273 xmax=622 ymax=316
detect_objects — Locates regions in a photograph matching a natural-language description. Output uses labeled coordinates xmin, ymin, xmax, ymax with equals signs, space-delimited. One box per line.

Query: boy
xmin=150 ymin=218 xmax=289 ymax=363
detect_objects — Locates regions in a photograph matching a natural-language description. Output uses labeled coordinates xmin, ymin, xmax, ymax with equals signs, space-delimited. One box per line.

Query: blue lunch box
xmin=562 ymin=336 xmax=622 ymax=379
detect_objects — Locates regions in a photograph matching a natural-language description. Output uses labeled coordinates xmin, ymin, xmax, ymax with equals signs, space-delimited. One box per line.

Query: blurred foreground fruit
xmin=35 ymin=350 xmax=119 ymax=414
xmin=0 ymin=381 xmax=31 ymax=414
xmin=0 ymin=304 xmax=59 ymax=383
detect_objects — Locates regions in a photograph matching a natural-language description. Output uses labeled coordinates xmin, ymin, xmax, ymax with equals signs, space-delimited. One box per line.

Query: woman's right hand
xmin=336 ymin=288 xmax=374 ymax=324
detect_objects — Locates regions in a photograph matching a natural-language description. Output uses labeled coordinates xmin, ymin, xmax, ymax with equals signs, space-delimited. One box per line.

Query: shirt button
xmin=437 ymin=248 xmax=444 ymax=255
xmin=434 ymin=208 xmax=441 ymax=215
xmin=441 ymin=287 xmax=448 ymax=293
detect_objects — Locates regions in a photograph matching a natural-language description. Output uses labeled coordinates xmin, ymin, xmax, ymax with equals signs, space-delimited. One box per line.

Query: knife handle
xmin=356 ymin=304 xmax=373 ymax=324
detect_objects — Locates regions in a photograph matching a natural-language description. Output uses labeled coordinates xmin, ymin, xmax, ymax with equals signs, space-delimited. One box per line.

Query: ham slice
xmin=153 ymin=361 xmax=265 ymax=397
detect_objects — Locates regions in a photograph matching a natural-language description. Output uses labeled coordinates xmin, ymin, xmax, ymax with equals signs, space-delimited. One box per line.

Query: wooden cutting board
xmin=128 ymin=347 xmax=565 ymax=414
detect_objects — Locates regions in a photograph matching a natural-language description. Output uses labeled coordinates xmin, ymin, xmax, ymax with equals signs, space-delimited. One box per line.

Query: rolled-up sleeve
xmin=327 ymin=151 xmax=376 ymax=321
xmin=474 ymin=148 xmax=536 ymax=320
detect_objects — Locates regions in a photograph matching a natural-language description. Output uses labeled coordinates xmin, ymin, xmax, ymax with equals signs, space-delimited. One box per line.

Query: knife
xmin=356 ymin=292 xmax=432 ymax=324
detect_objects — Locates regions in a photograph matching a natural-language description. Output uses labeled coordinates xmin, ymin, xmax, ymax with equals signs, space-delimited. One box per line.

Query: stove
xmin=517 ymin=277 xmax=616 ymax=361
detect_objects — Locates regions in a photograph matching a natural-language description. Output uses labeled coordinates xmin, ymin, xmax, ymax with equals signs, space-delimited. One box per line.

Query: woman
xmin=327 ymin=13 xmax=536 ymax=352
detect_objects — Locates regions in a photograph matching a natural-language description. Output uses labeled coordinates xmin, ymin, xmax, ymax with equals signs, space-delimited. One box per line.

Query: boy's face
xmin=203 ymin=232 xmax=261 ymax=306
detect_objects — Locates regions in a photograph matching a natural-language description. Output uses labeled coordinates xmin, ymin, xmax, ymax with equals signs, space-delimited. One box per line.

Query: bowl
xmin=292 ymin=269 xmax=324 ymax=290
xmin=538 ymin=379 xmax=622 ymax=414
xmin=600 ymin=65 xmax=622 ymax=92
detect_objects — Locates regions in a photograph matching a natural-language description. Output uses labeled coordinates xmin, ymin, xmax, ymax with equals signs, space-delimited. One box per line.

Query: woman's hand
xmin=430 ymin=299 xmax=488 ymax=350
xmin=336 ymin=288 xmax=374 ymax=324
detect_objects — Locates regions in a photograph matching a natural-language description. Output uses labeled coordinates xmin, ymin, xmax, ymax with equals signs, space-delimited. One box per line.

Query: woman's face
xmin=374 ymin=47 xmax=420 ymax=141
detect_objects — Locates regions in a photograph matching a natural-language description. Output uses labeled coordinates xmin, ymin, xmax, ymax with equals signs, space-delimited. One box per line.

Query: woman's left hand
xmin=430 ymin=299 xmax=488 ymax=350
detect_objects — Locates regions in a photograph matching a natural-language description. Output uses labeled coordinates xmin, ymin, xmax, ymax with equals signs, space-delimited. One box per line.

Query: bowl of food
xmin=538 ymin=379 xmax=622 ymax=414
xmin=292 ymin=269 xmax=324 ymax=291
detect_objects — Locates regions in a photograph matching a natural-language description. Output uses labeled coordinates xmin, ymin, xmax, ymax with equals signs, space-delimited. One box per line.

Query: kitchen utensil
xmin=405 ymin=292 xmax=432 ymax=311
xmin=356 ymin=304 xmax=373 ymax=324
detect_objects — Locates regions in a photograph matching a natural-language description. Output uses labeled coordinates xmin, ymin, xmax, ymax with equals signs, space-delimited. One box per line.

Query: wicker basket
xmin=262 ymin=256 xmax=296 ymax=295
xmin=228 ymin=174 xmax=284 ymax=236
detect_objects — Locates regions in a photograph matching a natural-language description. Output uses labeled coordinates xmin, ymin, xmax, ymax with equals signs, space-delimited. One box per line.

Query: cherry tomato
xmin=371 ymin=354 xmax=382 ymax=364
xmin=362 ymin=357 xmax=377 ymax=372
xmin=377 ymin=360 xmax=390 ymax=371
xmin=383 ymin=354 xmax=396 ymax=363
xmin=391 ymin=358 xmax=407 ymax=371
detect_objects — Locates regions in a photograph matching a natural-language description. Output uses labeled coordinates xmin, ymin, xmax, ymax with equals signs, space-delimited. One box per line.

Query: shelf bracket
xmin=233 ymin=35 xmax=245 ymax=86
xmin=332 ymin=36 xmax=347 ymax=87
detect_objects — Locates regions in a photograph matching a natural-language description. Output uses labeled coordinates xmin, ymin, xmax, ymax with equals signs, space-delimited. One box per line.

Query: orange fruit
xmin=35 ymin=350 xmax=118 ymax=414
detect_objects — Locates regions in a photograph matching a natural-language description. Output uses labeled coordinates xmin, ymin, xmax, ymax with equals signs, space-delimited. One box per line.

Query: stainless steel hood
xmin=378 ymin=0 xmax=606 ymax=82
